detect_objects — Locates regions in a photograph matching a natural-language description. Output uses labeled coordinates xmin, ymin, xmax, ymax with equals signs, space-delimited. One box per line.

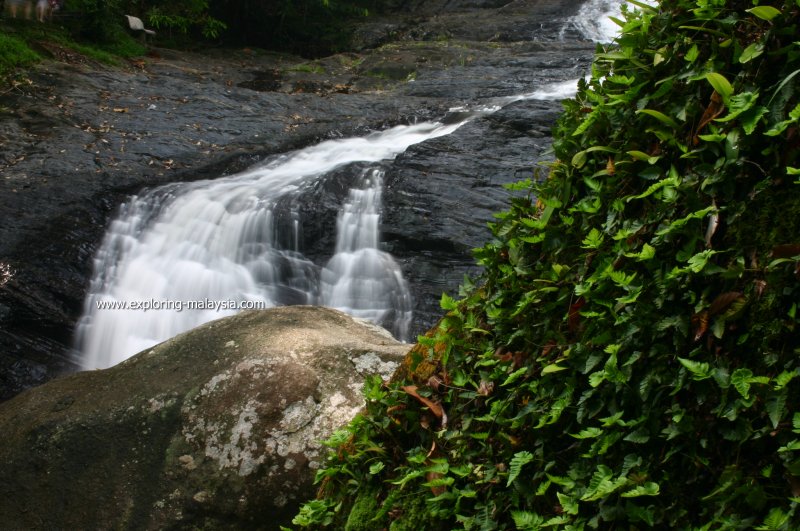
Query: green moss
xmin=286 ymin=62 xmax=326 ymax=75
xmin=343 ymin=485 xmax=382 ymax=531
xmin=0 ymin=32 xmax=40 ymax=76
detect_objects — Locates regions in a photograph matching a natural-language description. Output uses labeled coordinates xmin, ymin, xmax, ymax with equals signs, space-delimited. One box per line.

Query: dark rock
xmin=0 ymin=306 xmax=407 ymax=530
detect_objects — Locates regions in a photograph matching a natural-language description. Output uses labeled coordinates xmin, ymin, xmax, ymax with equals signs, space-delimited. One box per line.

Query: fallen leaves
xmin=401 ymin=385 xmax=447 ymax=428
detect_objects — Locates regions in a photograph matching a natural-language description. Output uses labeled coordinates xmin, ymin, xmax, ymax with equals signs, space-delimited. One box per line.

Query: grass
xmin=0 ymin=18 xmax=147 ymax=78
xmin=0 ymin=32 xmax=41 ymax=76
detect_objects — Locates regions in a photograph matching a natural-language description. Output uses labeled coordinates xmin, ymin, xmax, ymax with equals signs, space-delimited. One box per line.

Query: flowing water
xmin=75 ymin=81 xmax=580 ymax=369
xmin=74 ymin=0 xmax=651 ymax=370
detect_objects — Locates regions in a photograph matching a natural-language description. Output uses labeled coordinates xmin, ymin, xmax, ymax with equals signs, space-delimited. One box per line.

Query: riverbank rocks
xmin=0 ymin=306 xmax=408 ymax=530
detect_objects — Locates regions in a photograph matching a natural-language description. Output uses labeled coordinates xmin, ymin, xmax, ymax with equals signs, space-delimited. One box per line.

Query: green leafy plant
xmin=294 ymin=0 xmax=800 ymax=528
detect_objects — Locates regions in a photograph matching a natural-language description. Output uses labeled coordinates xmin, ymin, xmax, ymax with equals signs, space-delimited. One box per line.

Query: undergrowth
xmin=293 ymin=0 xmax=800 ymax=529
xmin=0 ymin=19 xmax=146 ymax=79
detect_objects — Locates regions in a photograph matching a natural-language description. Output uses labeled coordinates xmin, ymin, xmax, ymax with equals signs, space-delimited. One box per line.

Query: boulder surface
xmin=0 ymin=306 xmax=408 ymax=530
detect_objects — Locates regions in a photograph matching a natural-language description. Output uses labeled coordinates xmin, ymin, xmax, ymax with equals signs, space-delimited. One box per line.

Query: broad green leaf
xmin=541 ymin=363 xmax=568 ymax=374
xmin=686 ymin=250 xmax=719 ymax=273
xmin=739 ymin=42 xmax=764 ymax=63
xmin=705 ymin=73 xmax=733 ymax=102
xmin=369 ymin=461 xmax=385 ymax=475
xmin=627 ymin=150 xmax=661 ymax=164
xmin=637 ymin=108 xmax=679 ymax=127
xmin=746 ymin=5 xmax=781 ymax=21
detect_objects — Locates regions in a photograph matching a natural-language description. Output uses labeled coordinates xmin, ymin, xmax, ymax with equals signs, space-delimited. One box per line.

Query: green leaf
xmin=678 ymin=357 xmax=713 ymax=380
xmin=625 ymin=243 xmax=656 ymax=261
xmin=746 ymin=5 xmax=781 ymax=21
xmin=541 ymin=363 xmax=568 ymax=374
xmin=685 ymin=44 xmax=699 ymax=63
xmin=765 ymin=390 xmax=787 ymax=429
xmin=716 ymin=91 xmax=759 ymax=123
xmin=705 ymin=73 xmax=734 ymax=102
xmin=511 ymin=511 xmax=544 ymax=530
xmin=507 ymin=451 xmax=534 ymax=487
xmin=739 ymin=42 xmax=764 ymax=64
xmin=774 ymin=370 xmax=797 ymax=390
xmin=755 ymin=507 xmax=791 ymax=530
xmin=621 ymin=482 xmax=660 ymax=498
xmin=503 ymin=366 xmax=528 ymax=386
xmin=556 ymin=492 xmax=579 ymax=515
xmin=628 ymin=172 xmax=680 ymax=201
xmin=582 ymin=228 xmax=604 ymax=249
xmin=440 ymin=292 xmax=458 ymax=311
xmin=740 ymin=106 xmax=768 ymax=135
xmin=571 ymin=426 xmax=603 ymax=439
xmin=369 ymin=461 xmax=385 ymax=475
xmin=627 ymin=150 xmax=661 ymax=164
xmin=637 ymin=108 xmax=679 ymax=128
xmin=731 ymin=368 xmax=754 ymax=399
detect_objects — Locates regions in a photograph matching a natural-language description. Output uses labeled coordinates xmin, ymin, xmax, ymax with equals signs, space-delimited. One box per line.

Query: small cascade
xmin=320 ymin=168 xmax=412 ymax=341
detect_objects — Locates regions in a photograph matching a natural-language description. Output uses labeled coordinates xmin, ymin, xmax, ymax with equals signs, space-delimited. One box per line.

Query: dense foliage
xmin=293 ymin=0 xmax=800 ymax=528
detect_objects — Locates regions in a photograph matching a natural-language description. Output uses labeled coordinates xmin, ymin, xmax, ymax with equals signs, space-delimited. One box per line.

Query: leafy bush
xmin=294 ymin=0 xmax=800 ymax=528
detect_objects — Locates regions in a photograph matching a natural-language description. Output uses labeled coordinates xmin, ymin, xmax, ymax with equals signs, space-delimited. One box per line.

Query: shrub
xmin=294 ymin=0 xmax=800 ymax=528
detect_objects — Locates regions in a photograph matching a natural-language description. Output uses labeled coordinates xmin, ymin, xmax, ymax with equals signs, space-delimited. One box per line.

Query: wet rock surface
xmin=0 ymin=306 xmax=408 ymax=530
xmin=0 ymin=0 xmax=595 ymax=399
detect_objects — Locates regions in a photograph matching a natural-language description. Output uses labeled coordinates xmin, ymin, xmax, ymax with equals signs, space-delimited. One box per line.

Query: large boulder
xmin=0 ymin=306 xmax=408 ymax=530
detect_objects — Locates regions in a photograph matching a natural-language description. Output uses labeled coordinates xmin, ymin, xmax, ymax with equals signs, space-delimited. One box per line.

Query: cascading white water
xmin=77 ymin=78 xmax=581 ymax=370
xmin=320 ymin=168 xmax=412 ymax=340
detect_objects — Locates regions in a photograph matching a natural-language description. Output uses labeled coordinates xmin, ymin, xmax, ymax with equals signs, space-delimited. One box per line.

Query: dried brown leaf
xmin=708 ymin=292 xmax=743 ymax=316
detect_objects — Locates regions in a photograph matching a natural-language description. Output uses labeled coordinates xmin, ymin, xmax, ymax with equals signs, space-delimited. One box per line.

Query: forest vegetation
xmin=291 ymin=0 xmax=800 ymax=528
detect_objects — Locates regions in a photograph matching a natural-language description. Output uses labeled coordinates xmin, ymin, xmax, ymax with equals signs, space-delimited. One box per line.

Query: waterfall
xmin=76 ymin=79 xmax=581 ymax=370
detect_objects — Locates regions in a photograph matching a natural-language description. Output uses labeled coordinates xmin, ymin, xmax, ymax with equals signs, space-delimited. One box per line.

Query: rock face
xmin=0 ymin=0 xmax=594 ymax=399
xmin=0 ymin=306 xmax=408 ymax=530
